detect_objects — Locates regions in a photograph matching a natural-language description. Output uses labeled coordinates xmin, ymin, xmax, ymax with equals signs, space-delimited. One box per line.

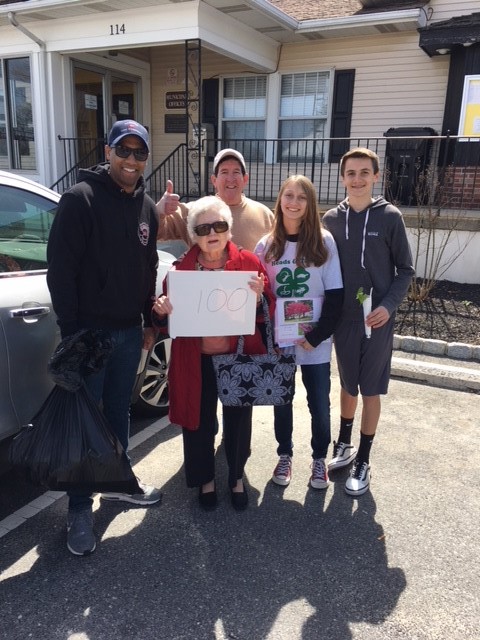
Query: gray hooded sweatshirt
xmin=322 ymin=196 xmax=414 ymax=320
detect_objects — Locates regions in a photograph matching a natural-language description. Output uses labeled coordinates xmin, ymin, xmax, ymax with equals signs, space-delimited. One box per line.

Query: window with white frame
xmin=221 ymin=76 xmax=266 ymax=161
xmin=0 ymin=57 xmax=35 ymax=171
xmin=278 ymin=71 xmax=330 ymax=162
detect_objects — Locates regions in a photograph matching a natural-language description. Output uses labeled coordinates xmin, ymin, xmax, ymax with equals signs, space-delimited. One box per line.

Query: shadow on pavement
xmin=0 ymin=423 xmax=405 ymax=640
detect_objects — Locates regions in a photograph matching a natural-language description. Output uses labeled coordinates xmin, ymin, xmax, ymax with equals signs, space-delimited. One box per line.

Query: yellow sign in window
xmin=459 ymin=76 xmax=480 ymax=138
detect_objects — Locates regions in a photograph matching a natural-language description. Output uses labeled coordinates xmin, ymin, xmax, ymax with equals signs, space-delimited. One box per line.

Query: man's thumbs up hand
xmin=157 ymin=179 xmax=180 ymax=216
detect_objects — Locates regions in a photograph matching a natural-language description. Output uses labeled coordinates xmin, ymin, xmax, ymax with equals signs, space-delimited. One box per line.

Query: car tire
xmin=132 ymin=337 xmax=171 ymax=417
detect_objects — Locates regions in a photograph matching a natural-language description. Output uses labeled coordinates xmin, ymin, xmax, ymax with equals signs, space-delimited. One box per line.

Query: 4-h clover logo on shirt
xmin=276 ymin=267 xmax=310 ymax=297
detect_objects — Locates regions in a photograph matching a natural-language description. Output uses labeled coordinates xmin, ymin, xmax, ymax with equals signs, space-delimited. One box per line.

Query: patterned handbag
xmin=212 ymin=297 xmax=296 ymax=407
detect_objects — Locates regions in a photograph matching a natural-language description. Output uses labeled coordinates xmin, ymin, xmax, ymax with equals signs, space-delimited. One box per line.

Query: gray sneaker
xmin=101 ymin=481 xmax=162 ymax=506
xmin=67 ymin=508 xmax=96 ymax=556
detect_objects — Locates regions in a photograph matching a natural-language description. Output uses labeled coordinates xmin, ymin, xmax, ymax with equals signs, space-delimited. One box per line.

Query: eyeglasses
xmin=194 ymin=221 xmax=229 ymax=236
xmin=113 ymin=144 xmax=149 ymax=162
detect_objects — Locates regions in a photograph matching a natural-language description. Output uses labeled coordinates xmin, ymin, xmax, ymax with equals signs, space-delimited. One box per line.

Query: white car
xmin=0 ymin=169 xmax=174 ymax=443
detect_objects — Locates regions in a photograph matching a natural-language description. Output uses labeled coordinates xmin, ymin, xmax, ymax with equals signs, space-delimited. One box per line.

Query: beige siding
xmin=430 ymin=0 xmax=479 ymax=23
xmin=277 ymin=32 xmax=449 ymax=138
xmin=150 ymin=45 xmax=249 ymax=169
xmin=151 ymin=30 xmax=448 ymax=164
xmin=148 ymin=16 xmax=461 ymax=200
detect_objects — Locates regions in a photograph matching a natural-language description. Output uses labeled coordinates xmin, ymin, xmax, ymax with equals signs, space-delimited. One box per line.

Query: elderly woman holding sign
xmin=153 ymin=196 xmax=274 ymax=511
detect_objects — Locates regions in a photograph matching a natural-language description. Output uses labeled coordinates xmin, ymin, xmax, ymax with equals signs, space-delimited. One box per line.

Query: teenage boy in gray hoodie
xmin=322 ymin=147 xmax=414 ymax=496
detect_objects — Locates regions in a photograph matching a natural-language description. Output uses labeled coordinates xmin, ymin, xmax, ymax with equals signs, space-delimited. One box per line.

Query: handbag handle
xmin=236 ymin=295 xmax=275 ymax=355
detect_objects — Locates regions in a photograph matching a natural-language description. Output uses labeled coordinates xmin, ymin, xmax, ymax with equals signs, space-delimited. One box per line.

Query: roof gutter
xmin=296 ymin=9 xmax=425 ymax=35
xmin=7 ymin=12 xmax=45 ymax=49
xmin=242 ymin=0 xmax=299 ymax=31
xmin=1 ymin=0 xmax=104 ymax=16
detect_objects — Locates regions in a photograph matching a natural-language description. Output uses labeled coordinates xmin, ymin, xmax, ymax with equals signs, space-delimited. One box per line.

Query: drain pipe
xmin=7 ymin=12 xmax=45 ymax=49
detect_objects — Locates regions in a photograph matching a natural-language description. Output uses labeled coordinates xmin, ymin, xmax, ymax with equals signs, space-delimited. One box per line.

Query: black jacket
xmin=47 ymin=163 xmax=158 ymax=337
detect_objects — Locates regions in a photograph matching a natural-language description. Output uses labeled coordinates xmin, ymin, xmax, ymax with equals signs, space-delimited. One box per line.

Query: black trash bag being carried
xmin=9 ymin=384 xmax=141 ymax=494
xmin=48 ymin=328 xmax=114 ymax=392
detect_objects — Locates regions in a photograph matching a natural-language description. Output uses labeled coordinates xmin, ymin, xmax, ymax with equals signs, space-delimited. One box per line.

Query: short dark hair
xmin=340 ymin=147 xmax=380 ymax=176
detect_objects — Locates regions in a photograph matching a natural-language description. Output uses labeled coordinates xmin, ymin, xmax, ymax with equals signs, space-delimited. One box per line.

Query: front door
xmin=112 ymin=76 xmax=137 ymax=123
xmin=73 ymin=65 xmax=139 ymax=166
xmin=74 ymin=66 xmax=105 ymax=165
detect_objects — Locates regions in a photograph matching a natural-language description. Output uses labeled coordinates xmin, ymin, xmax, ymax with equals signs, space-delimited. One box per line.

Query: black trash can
xmin=384 ymin=127 xmax=437 ymax=206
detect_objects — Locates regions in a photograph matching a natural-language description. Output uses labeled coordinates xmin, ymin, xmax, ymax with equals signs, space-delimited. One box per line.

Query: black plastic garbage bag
xmin=9 ymin=384 xmax=141 ymax=494
xmin=48 ymin=328 xmax=113 ymax=392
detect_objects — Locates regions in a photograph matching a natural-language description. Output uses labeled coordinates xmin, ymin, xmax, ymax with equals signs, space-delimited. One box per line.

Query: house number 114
xmin=110 ymin=24 xmax=126 ymax=35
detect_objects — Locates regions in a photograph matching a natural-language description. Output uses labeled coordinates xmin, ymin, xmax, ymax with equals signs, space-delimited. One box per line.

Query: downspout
xmin=7 ymin=12 xmax=46 ymax=49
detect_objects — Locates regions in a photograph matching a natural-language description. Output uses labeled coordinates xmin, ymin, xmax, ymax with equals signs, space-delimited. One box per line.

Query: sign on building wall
xmin=165 ymin=91 xmax=187 ymax=109
xmin=164 ymin=114 xmax=188 ymax=133
xmin=458 ymin=75 xmax=480 ymax=139
xmin=85 ymin=94 xmax=97 ymax=110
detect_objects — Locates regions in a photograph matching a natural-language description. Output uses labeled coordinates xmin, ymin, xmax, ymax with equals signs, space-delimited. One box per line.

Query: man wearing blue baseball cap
xmin=47 ymin=119 xmax=162 ymax=557
xmin=107 ymin=119 xmax=150 ymax=152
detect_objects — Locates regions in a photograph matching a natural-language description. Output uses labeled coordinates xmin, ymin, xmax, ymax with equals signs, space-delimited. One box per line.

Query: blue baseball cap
xmin=107 ymin=119 xmax=150 ymax=152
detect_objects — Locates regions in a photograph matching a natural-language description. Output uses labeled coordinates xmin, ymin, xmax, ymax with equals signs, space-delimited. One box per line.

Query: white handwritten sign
xmin=167 ymin=270 xmax=257 ymax=338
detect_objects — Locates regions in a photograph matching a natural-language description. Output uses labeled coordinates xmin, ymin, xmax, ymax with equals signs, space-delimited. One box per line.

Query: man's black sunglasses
xmin=194 ymin=221 xmax=229 ymax=236
xmin=113 ymin=144 xmax=149 ymax=162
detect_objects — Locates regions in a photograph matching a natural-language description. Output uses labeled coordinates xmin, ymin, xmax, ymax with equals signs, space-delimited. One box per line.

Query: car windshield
xmin=0 ymin=184 xmax=57 ymax=272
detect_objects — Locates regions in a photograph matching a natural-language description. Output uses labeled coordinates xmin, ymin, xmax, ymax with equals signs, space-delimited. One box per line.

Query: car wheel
xmin=133 ymin=337 xmax=171 ymax=417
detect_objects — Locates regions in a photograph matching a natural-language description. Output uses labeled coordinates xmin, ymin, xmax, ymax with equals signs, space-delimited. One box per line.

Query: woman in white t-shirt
xmin=255 ymin=176 xmax=344 ymax=490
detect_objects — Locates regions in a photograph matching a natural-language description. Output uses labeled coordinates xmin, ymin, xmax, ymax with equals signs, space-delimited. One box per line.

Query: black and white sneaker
xmin=101 ymin=481 xmax=162 ymax=506
xmin=328 ymin=441 xmax=357 ymax=471
xmin=345 ymin=460 xmax=371 ymax=496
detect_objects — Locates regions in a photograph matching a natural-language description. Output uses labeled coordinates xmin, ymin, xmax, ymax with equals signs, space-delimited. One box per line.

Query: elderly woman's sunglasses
xmin=113 ymin=144 xmax=149 ymax=162
xmin=194 ymin=221 xmax=229 ymax=236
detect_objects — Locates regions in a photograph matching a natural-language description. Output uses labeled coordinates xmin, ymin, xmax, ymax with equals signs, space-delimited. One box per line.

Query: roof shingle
xmin=266 ymin=0 xmax=428 ymax=22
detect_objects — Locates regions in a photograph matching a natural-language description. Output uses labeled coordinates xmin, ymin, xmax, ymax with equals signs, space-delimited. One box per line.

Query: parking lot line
xmin=0 ymin=415 xmax=171 ymax=538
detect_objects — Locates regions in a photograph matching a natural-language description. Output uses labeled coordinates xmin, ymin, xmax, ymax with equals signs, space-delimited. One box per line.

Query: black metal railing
xmin=145 ymin=143 xmax=189 ymax=203
xmin=53 ymin=134 xmax=480 ymax=212
xmin=189 ymin=135 xmax=480 ymax=211
xmin=51 ymin=136 xmax=105 ymax=193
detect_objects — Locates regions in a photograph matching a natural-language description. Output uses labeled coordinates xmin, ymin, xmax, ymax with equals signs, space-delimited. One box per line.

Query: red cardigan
xmin=158 ymin=241 xmax=274 ymax=430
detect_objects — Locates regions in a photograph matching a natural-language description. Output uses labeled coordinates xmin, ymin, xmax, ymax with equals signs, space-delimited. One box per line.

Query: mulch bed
xmin=394 ymin=280 xmax=480 ymax=346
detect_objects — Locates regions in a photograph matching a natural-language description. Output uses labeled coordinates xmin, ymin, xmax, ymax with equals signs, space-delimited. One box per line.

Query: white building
xmin=1 ymin=0 xmax=479 ymax=281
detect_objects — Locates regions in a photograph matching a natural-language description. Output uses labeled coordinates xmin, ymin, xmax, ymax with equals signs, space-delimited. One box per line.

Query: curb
xmin=391 ymin=356 xmax=480 ymax=392
xmin=393 ymin=335 xmax=480 ymax=361
xmin=392 ymin=335 xmax=480 ymax=393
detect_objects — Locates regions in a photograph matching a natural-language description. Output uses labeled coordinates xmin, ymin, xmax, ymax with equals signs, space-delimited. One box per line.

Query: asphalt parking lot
xmin=1 ymin=353 xmax=478 ymax=640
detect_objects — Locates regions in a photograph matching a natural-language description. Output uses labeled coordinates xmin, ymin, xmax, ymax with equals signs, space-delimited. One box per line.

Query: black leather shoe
xmin=230 ymin=487 xmax=248 ymax=511
xmin=199 ymin=487 xmax=217 ymax=511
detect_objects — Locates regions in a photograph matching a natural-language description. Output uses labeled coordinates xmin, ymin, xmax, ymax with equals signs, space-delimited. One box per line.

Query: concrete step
xmin=391 ymin=353 xmax=480 ymax=392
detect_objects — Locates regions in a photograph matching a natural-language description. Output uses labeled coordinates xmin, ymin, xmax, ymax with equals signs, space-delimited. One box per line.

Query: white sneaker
xmin=328 ymin=441 xmax=357 ymax=471
xmin=345 ymin=460 xmax=371 ymax=496
xmin=310 ymin=458 xmax=329 ymax=489
xmin=101 ymin=481 xmax=162 ymax=506
xmin=272 ymin=455 xmax=292 ymax=486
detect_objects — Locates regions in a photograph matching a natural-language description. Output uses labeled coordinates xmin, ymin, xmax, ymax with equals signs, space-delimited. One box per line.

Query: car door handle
xmin=9 ymin=306 xmax=50 ymax=318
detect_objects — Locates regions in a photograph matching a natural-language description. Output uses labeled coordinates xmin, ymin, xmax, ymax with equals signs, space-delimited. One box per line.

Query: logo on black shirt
xmin=138 ymin=222 xmax=150 ymax=246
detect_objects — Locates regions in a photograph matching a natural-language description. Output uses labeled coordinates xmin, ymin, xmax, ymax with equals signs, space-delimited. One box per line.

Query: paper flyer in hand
xmin=274 ymin=297 xmax=323 ymax=347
